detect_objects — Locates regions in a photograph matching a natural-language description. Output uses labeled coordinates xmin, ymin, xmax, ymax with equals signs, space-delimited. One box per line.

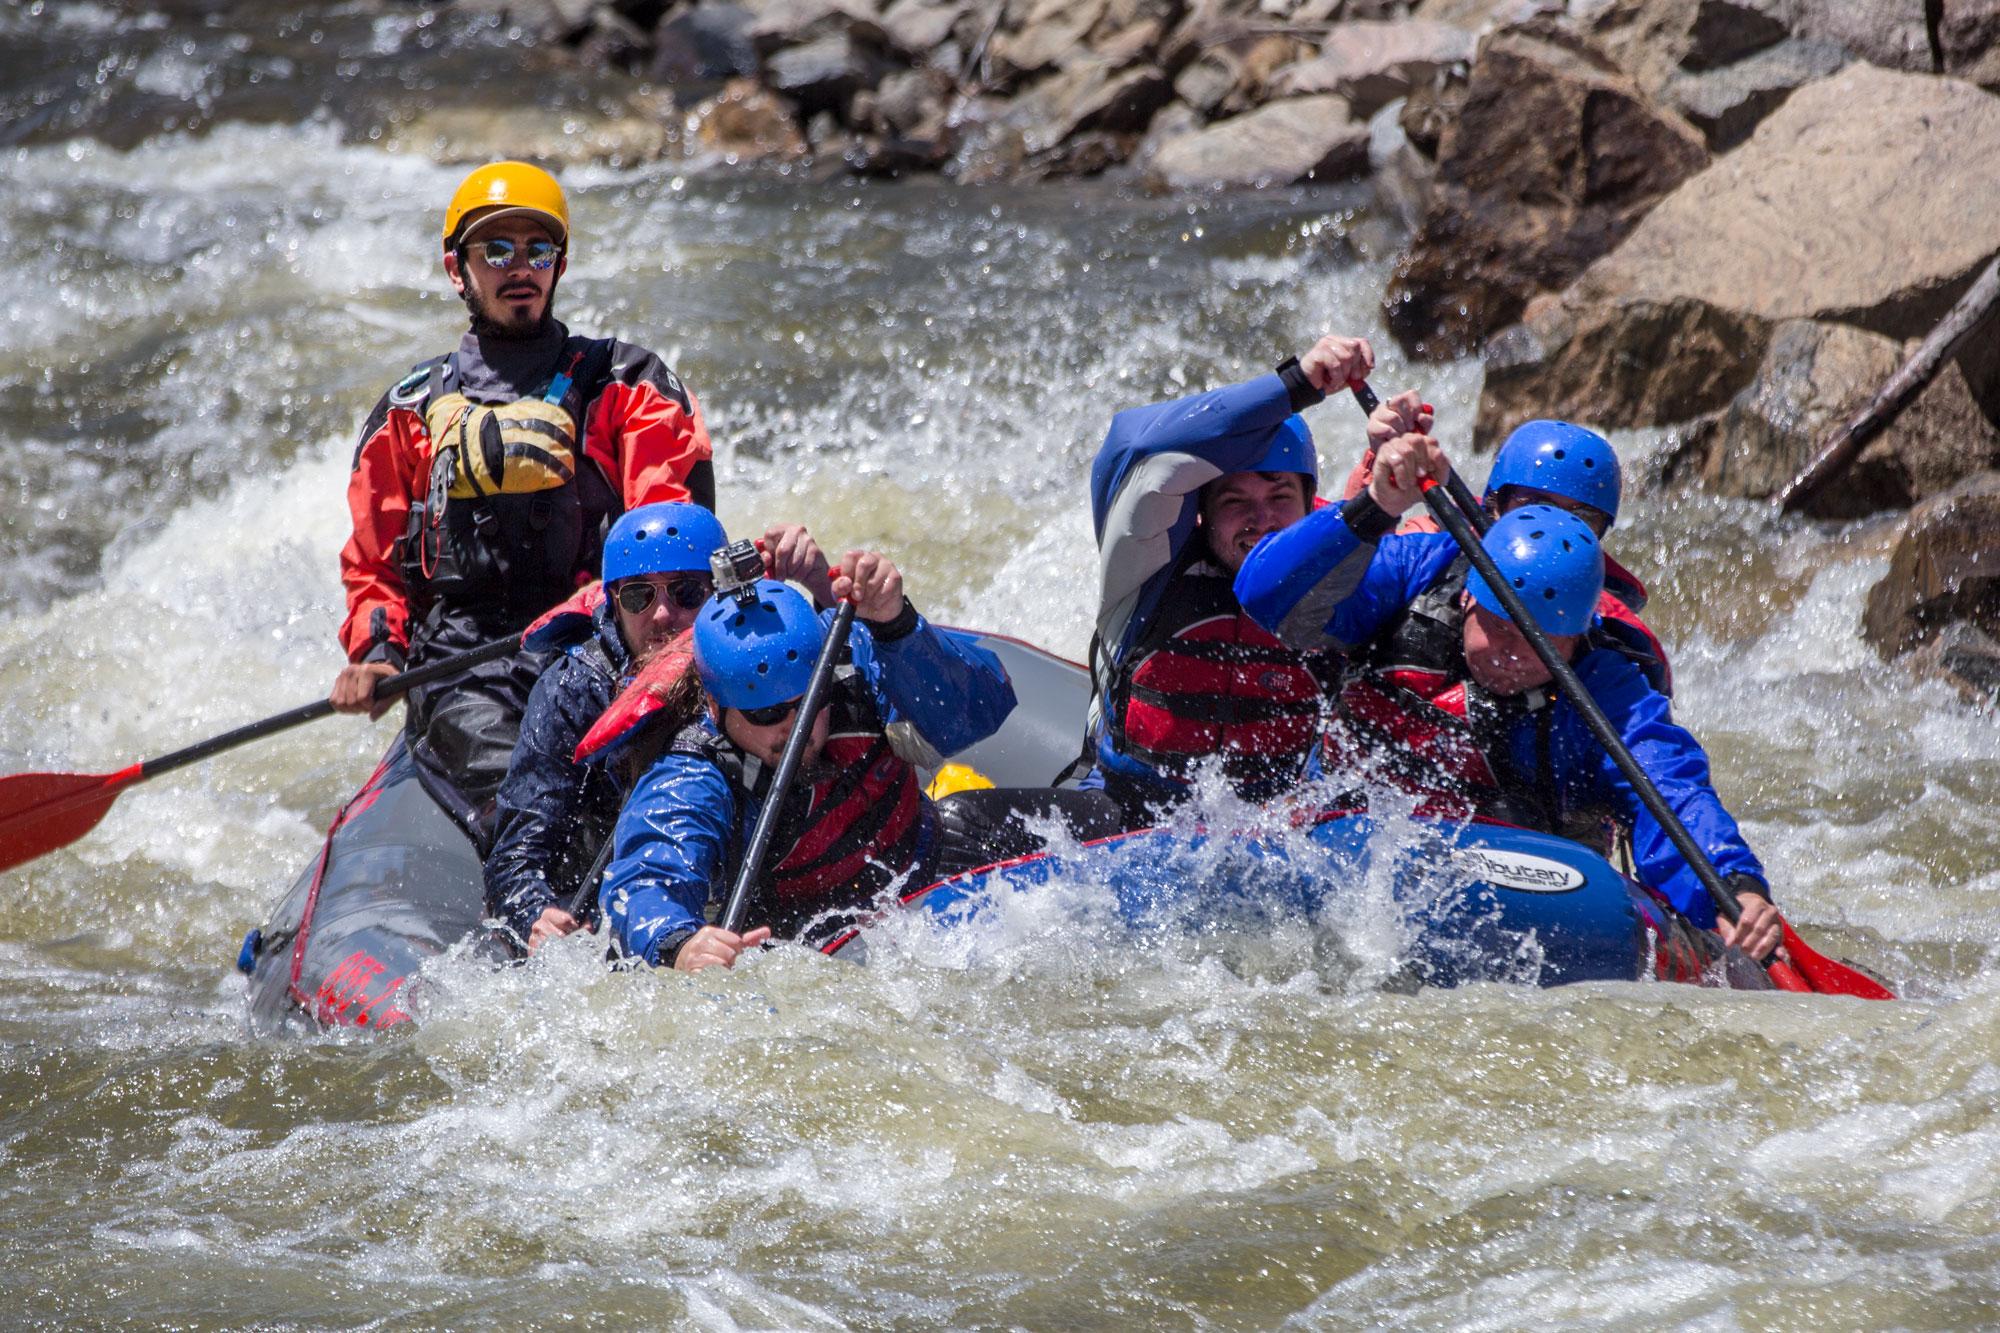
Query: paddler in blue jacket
xmin=1234 ymin=428 xmax=1781 ymax=958
xmin=483 ymin=504 xmax=836 ymax=954
xmin=1357 ymin=395 xmax=1673 ymax=695
xmin=1085 ymin=333 xmax=1376 ymax=823
xmin=596 ymin=553 xmax=1017 ymax=972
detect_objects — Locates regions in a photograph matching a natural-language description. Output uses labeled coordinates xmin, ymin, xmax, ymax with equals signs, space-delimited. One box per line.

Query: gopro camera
xmin=709 ymin=539 xmax=765 ymax=606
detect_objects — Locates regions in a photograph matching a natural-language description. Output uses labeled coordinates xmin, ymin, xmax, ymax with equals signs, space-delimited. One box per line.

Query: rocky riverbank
xmin=510 ymin=0 xmax=1996 ymax=701
xmin=16 ymin=0 xmax=2000 ymax=698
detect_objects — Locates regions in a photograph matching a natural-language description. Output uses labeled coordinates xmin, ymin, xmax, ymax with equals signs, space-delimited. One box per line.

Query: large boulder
xmin=1659 ymin=36 xmax=1846 ymax=149
xmin=1662 ymin=320 xmax=2000 ymax=517
xmin=1863 ymin=475 xmax=2000 ymax=668
xmin=1269 ymin=19 xmax=1478 ymax=118
xmin=1383 ymin=26 xmax=1709 ymax=359
xmin=1148 ymin=94 xmax=1370 ymax=188
xmin=1476 ymin=64 xmax=2000 ymax=449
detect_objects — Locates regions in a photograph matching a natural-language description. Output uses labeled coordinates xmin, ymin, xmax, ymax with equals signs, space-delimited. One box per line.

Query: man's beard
xmin=462 ymin=280 xmax=558 ymax=340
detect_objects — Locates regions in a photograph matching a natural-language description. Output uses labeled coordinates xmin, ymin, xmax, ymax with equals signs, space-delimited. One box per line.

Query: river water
xmin=4 ymin=6 xmax=2000 ymax=1330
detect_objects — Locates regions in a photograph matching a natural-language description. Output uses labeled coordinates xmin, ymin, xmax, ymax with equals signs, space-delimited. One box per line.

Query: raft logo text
xmin=1462 ymin=849 xmax=1585 ymax=893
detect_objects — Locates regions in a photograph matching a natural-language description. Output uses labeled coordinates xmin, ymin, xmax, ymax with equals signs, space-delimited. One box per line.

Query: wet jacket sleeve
xmin=1235 ymin=502 xmax=1447 ymax=651
xmin=482 ymin=656 xmax=599 ymax=940
xmin=849 ymin=610 xmax=1017 ymax=757
xmin=582 ymin=343 xmax=716 ymax=511
xmin=1554 ymin=649 xmax=1768 ymax=926
xmin=338 ymin=393 xmax=427 ymax=664
xmin=599 ymin=753 xmax=734 ymax=966
xmin=1092 ymin=373 xmax=1308 ymax=659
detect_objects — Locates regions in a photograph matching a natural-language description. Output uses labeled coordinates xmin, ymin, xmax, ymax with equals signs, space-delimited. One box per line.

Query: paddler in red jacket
xmin=327 ymin=160 xmax=714 ymax=835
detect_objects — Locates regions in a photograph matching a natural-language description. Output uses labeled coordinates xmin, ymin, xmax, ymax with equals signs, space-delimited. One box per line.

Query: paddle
xmin=1347 ymin=379 xmax=1489 ymax=534
xmin=1415 ymin=477 xmax=1894 ymax=999
xmin=718 ymin=598 xmax=859 ymax=934
xmin=0 ymin=636 xmax=520 ymax=875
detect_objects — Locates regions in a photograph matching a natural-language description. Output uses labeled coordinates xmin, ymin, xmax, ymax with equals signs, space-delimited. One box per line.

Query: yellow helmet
xmin=442 ymin=161 xmax=570 ymax=250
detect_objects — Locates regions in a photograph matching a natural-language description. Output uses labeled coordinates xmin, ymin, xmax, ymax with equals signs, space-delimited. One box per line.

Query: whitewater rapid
xmin=3 ymin=91 xmax=1998 ymax=1330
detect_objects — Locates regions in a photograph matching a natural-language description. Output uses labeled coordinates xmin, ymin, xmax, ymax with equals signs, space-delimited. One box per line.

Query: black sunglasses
xmin=738 ymin=696 xmax=813 ymax=728
xmin=469 ymin=236 xmax=560 ymax=271
xmin=614 ymin=576 xmax=711 ymax=616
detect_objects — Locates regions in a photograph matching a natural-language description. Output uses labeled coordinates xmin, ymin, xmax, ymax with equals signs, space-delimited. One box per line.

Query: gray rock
xmin=1006 ymin=60 xmax=1175 ymax=154
xmin=1475 ymin=64 xmax=2000 ymax=447
xmin=1270 ymin=19 xmax=1478 ymax=118
xmin=765 ymin=33 xmax=895 ymax=117
xmin=1942 ymin=0 xmax=2000 ymax=90
xmin=747 ymin=0 xmax=894 ymax=55
xmin=990 ymin=0 xmax=1112 ymax=81
xmin=649 ymin=4 xmax=761 ymax=83
xmin=1173 ymin=51 xmax=1242 ymax=113
xmin=1788 ymin=0 xmax=1932 ymax=73
xmin=871 ymin=65 xmax=954 ymax=136
xmin=1149 ymin=94 xmax=1369 ymax=188
xmin=1864 ymin=474 xmax=2000 ymax=662
xmin=1663 ymin=319 xmax=2000 ymax=517
xmin=1662 ymin=35 xmax=1845 ymax=149
xmin=880 ymin=0 xmax=974 ymax=54
xmin=1679 ymin=0 xmax=1789 ymax=69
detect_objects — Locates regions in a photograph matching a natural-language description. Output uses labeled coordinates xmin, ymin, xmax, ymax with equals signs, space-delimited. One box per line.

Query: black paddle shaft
xmin=720 ymin=599 xmax=859 ymax=935
xmin=137 ymin=636 xmax=521 ymax=782
xmin=1347 ymin=380 xmax=1489 ymax=535
xmin=1418 ymin=484 xmax=1744 ymax=924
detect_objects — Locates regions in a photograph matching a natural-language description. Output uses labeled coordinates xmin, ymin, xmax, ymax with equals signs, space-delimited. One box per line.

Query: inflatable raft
xmin=237 ymin=628 xmax=1766 ymax=1030
xmin=822 ymin=810 xmax=1770 ymax=990
xmin=235 ymin=629 xmax=1095 ymax=1031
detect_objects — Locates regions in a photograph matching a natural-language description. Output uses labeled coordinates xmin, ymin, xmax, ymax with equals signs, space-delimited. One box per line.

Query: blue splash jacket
xmin=599 ymin=613 xmax=1015 ymax=965
xmin=1234 ymin=499 xmax=1767 ymax=926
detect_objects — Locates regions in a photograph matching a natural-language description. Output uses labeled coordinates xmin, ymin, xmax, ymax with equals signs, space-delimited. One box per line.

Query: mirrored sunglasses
xmin=471 ymin=236 xmax=560 ymax=271
xmin=614 ymin=575 xmax=711 ymax=616
xmin=738 ymin=696 xmax=811 ymax=728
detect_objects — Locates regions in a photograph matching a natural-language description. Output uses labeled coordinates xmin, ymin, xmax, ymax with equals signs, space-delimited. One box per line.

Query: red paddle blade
xmin=1778 ymin=917 xmax=1896 ymax=1000
xmin=0 ymin=767 xmax=143 ymax=874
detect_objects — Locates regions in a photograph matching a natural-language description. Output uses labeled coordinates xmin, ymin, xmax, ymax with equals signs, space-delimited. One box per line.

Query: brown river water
xmin=2 ymin=4 xmax=1997 ymax=1329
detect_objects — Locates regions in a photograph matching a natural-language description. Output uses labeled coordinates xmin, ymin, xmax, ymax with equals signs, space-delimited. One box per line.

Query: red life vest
xmin=1109 ymin=560 xmax=1334 ymax=800
xmin=677 ymin=672 xmax=928 ymax=941
xmin=1325 ymin=557 xmax=1600 ymax=841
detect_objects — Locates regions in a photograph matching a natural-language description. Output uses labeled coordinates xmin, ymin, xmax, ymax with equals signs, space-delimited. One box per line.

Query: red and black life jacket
xmin=1107 ymin=559 xmax=1336 ymax=801
xmin=675 ymin=671 xmax=928 ymax=941
xmin=391 ymin=335 xmax=622 ymax=640
xmin=1327 ymin=557 xmax=1615 ymax=847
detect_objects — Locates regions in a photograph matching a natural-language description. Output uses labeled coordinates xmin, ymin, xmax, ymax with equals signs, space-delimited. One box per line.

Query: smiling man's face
xmin=1200 ymin=470 xmax=1310 ymax=574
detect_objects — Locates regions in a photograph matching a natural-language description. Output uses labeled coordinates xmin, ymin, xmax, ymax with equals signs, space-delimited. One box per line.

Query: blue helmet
xmin=602 ymin=502 xmax=727 ymax=585
xmin=1466 ymin=505 xmax=1603 ymax=636
xmin=1250 ymin=414 xmax=1318 ymax=487
xmin=692 ymin=579 xmax=825 ymax=710
xmin=1483 ymin=420 xmax=1620 ymax=526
